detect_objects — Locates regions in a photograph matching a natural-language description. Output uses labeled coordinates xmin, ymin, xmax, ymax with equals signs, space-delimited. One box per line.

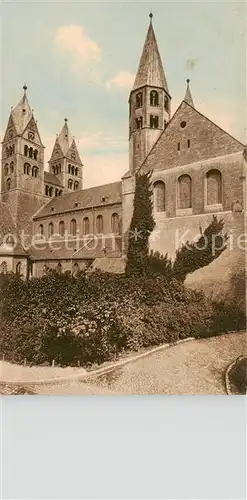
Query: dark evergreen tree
xmin=147 ymin=250 xmax=172 ymax=279
xmin=172 ymin=215 xmax=228 ymax=282
xmin=125 ymin=171 xmax=155 ymax=276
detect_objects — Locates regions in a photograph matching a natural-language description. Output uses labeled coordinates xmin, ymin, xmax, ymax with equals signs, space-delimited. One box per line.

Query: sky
xmin=1 ymin=0 xmax=246 ymax=188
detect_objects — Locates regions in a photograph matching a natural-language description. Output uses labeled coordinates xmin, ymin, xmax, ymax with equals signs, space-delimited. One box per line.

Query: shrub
xmin=228 ymin=358 xmax=247 ymax=394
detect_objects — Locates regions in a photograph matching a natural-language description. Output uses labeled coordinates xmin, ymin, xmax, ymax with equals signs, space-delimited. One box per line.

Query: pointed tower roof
xmin=132 ymin=14 xmax=169 ymax=93
xmin=57 ymin=118 xmax=73 ymax=155
xmin=10 ymin=85 xmax=33 ymax=135
xmin=183 ymin=79 xmax=195 ymax=107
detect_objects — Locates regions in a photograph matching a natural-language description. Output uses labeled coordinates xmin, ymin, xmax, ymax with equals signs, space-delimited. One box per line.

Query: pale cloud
xmin=106 ymin=71 xmax=135 ymax=90
xmin=82 ymin=153 xmax=128 ymax=188
xmin=54 ymin=25 xmax=102 ymax=82
xmin=185 ymin=58 xmax=199 ymax=71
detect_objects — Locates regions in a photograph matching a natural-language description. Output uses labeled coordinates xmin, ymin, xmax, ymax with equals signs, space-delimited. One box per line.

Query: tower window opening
xmin=32 ymin=166 xmax=38 ymax=178
xmin=49 ymin=186 xmax=53 ymax=197
xmin=150 ymin=115 xmax=159 ymax=128
xmin=24 ymin=162 xmax=31 ymax=175
xmin=187 ymin=139 xmax=191 ymax=148
xmin=6 ymin=178 xmax=11 ymax=191
xmin=74 ymin=181 xmax=79 ymax=190
xmin=75 ymin=167 xmax=78 ymax=176
xmin=33 ymin=150 xmax=38 ymax=160
xmin=55 ymin=188 xmax=59 ymax=197
xmin=177 ymin=142 xmax=180 ymax=151
xmin=4 ymin=164 xmax=9 ymax=176
xmin=68 ymin=164 xmax=71 ymax=174
xmin=45 ymin=185 xmax=49 ymax=196
xmin=150 ymin=90 xmax=159 ymax=106
xmin=28 ymin=147 xmax=33 ymax=159
xmin=164 ymin=96 xmax=169 ymax=111
xmin=10 ymin=162 xmax=14 ymax=174
xmin=71 ymin=166 xmax=75 ymax=175
xmin=136 ymin=92 xmax=143 ymax=108
xmin=164 ymin=120 xmax=167 ymax=129
xmin=68 ymin=179 xmax=73 ymax=189
xmin=24 ymin=145 xmax=28 ymax=156
xmin=136 ymin=117 xmax=143 ymax=129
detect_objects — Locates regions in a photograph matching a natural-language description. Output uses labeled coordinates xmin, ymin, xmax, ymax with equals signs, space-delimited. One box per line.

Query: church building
xmin=1 ymin=15 xmax=246 ymax=298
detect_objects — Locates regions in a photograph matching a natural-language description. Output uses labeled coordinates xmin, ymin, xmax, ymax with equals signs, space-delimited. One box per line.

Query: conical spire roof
xmin=10 ymin=85 xmax=33 ymax=135
xmin=184 ymin=79 xmax=195 ymax=107
xmin=132 ymin=15 xmax=169 ymax=92
xmin=57 ymin=118 xmax=73 ymax=155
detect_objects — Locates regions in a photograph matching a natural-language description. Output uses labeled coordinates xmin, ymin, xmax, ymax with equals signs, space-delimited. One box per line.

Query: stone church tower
xmin=129 ymin=14 xmax=171 ymax=172
xmin=1 ymin=86 xmax=45 ymax=236
xmin=48 ymin=119 xmax=83 ymax=194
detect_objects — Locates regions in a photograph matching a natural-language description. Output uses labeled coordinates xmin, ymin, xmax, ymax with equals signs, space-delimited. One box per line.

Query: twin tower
xmin=1 ymin=15 xmax=171 ymax=232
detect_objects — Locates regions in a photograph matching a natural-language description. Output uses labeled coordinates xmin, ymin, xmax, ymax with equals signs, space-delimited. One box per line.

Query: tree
xmin=125 ymin=171 xmax=155 ymax=276
xmin=172 ymin=215 xmax=228 ymax=282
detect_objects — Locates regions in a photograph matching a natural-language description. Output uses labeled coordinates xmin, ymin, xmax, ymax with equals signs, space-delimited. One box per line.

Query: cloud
xmin=185 ymin=58 xmax=199 ymax=71
xmin=82 ymin=153 xmax=128 ymax=188
xmin=106 ymin=71 xmax=135 ymax=90
xmin=54 ymin=25 xmax=102 ymax=82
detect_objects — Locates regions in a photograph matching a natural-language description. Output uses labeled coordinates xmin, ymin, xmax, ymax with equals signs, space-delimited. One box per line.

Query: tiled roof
xmin=33 ymin=181 xmax=122 ymax=219
xmin=29 ymin=235 xmax=122 ymax=260
xmin=44 ymin=171 xmax=63 ymax=186
xmin=132 ymin=20 xmax=169 ymax=92
xmin=0 ymin=202 xmax=27 ymax=256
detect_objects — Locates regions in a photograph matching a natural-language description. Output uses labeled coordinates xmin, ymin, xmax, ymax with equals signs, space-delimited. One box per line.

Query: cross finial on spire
xmin=64 ymin=117 xmax=68 ymax=122
xmin=186 ymin=78 xmax=190 ymax=85
xmin=149 ymin=11 xmax=153 ymax=22
xmin=23 ymin=83 xmax=27 ymax=94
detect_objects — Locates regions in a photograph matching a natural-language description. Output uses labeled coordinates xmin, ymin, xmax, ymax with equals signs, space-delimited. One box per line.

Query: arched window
xmin=83 ymin=217 xmax=90 ymax=234
xmin=24 ymin=145 xmax=28 ymax=156
xmin=4 ymin=164 xmax=9 ymax=176
xmin=150 ymin=90 xmax=159 ymax=106
xmin=164 ymin=95 xmax=169 ymax=111
xmin=49 ymin=186 xmax=53 ymax=197
xmin=0 ymin=262 xmax=7 ymax=274
xmin=150 ymin=115 xmax=159 ymax=128
xmin=74 ymin=181 xmax=79 ymax=190
xmin=96 ymin=215 xmax=103 ymax=233
xmin=56 ymin=262 xmax=62 ymax=274
xmin=6 ymin=147 xmax=9 ymax=157
xmin=71 ymin=166 xmax=75 ymax=175
xmin=58 ymin=190 xmax=63 ymax=196
xmin=68 ymin=164 xmax=71 ymax=174
xmin=45 ymin=185 xmax=49 ymax=196
xmin=206 ymin=169 xmax=222 ymax=205
xmin=72 ymin=262 xmax=79 ymax=276
xmin=28 ymin=147 xmax=33 ymax=158
xmin=59 ymin=221 xmax=65 ymax=237
xmin=55 ymin=188 xmax=59 ymax=197
xmin=24 ymin=162 xmax=30 ymax=175
xmin=75 ymin=167 xmax=78 ymax=176
xmin=6 ymin=178 xmax=11 ymax=191
xmin=136 ymin=92 xmax=143 ymax=108
xmin=136 ymin=117 xmax=143 ymax=129
xmin=10 ymin=162 xmax=14 ymax=174
xmin=39 ymin=224 xmax=44 ymax=236
xmin=33 ymin=150 xmax=38 ymax=160
xmin=111 ymin=213 xmax=120 ymax=233
xmin=70 ymin=219 xmax=77 ymax=236
xmin=52 ymin=166 xmax=55 ymax=175
xmin=153 ymin=181 xmax=166 ymax=212
xmin=12 ymin=144 xmax=15 ymax=154
xmin=16 ymin=262 xmax=21 ymax=275
xmin=32 ymin=166 xmax=38 ymax=177
xmin=68 ymin=179 xmax=73 ymax=189
xmin=178 ymin=174 xmax=192 ymax=209
xmin=48 ymin=222 xmax=54 ymax=237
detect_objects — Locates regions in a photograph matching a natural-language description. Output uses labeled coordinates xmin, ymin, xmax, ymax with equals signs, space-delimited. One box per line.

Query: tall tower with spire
xmin=129 ymin=14 xmax=171 ymax=172
xmin=48 ymin=119 xmax=83 ymax=193
xmin=1 ymin=85 xmax=45 ymax=233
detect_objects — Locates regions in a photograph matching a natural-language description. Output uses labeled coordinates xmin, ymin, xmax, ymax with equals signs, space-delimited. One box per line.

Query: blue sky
xmin=1 ymin=0 xmax=245 ymax=187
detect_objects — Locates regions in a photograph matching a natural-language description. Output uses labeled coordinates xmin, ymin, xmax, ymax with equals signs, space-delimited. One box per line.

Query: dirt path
xmin=1 ymin=332 xmax=246 ymax=395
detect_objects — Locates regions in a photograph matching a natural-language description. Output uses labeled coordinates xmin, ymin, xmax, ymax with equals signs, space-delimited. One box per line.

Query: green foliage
xmin=228 ymin=358 xmax=247 ymax=395
xmin=147 ymin=250 xmax=172 ymax=279
xmin=172 ymin=215 xmax=228 ymax=282
xmin=0 ymin=271 xmax=221 ymax=367
xmin=125 ymin=171 xmax=155 ymax=276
